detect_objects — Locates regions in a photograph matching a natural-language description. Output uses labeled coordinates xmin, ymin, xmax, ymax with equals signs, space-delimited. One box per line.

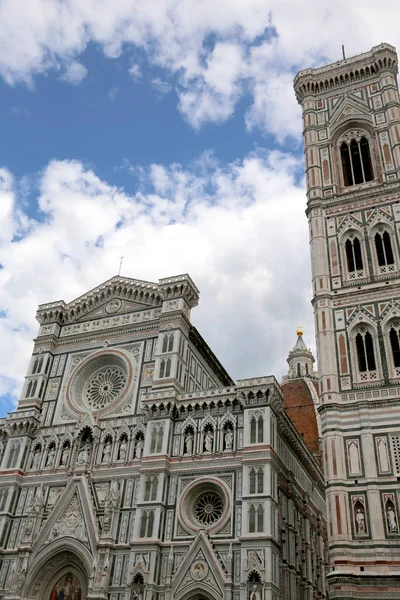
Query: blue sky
xmin=0 ymin=0 xmax=399 ymax=417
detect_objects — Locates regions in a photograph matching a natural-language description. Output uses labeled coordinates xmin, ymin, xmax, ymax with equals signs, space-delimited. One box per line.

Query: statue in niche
xmin=60 ymin=444 xmax=70 ymax=466
xmin=46 ymin=446 xmax=55 ymax=468
xmin=77 ymin=442 xmax=90 ymax=465
xmin=103 ymin=481 xmax=120 ymax=534
xmin=184 ymin=432 xmax=193 ymax=455
xmin=355 ymin=507 xmax=366 ymax=534
xmin=102 ymin=439 xmax=112 ymax=463
xmin=387 ymin=504 xmax=398 ymax=533
xmin=135 ymin=439 xmax=144 ymax=459
xmin=249 ymin=585 xmax=261 ymax=600
xmin=204 ymin=431 xmax=213 ymax=453
xmin=118 ymin=438 xmax=127 ymax=461
xmin=224 ymin=430 xmax=233 ymax=450
xmin=31 ymin=447 xmax=41 ymax=470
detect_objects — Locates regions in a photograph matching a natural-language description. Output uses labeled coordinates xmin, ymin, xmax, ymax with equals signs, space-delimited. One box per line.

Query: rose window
xmin=85 ymin=368 xmax=126 ymax=409
xmin=66 ymin=349 xmax=134 ymax=415
xmin=194 ymin=491 xmax=224 ymax=525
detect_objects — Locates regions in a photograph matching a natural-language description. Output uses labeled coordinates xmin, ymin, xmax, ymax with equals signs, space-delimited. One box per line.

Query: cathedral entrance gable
xmin=171 ymin=530 xmax=226 ymax=600
xmin=32 ymin=476 xmax=98 ymax=557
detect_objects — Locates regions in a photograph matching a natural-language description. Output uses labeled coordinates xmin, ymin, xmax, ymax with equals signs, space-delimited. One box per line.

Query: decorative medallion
xmin=105 ymin=298 xmax=122 ymax=314
xmin=190 ymin=560 xmax=208 ymax=581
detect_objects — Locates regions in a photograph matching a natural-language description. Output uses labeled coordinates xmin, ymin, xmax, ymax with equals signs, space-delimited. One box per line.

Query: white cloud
xmin=151 ymin=78 xmax=172 ymax=97
xmin=107 ymin=85 xmax=119 ymax=99
xmin=128 ymin=63 xmax=142 ymax=81
xmin=60 ymin=61 xmax=88 ymax=84
xmin=0 ymin=152 xmax=313 ymax=410
xmin=0 ymin=1 xmax=398 ymax=136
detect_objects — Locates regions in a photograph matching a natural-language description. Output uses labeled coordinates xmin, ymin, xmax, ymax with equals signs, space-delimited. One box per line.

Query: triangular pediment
xmin=329 ymin=96 xmax=371 ymax=128
xmin=171 ymin=530 xmax=227 ymax=599
xmin=32 ymin=477 xmax=98 ymax=557
xmin=77 ymin=297 xmax=155 ymax=322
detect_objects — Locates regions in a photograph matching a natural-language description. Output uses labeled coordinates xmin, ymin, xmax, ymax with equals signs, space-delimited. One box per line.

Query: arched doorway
xmin=22 ymin=546 xmax=90 ymax=600
xmin=43 ymin=567 xmax=85 ymax=600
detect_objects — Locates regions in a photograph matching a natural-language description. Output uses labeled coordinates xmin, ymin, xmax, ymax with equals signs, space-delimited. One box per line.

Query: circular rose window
xmin=194 ymin=491 xmax=224 ymax=526
xmin=178 ymin=477 xmax=230 ymax=533
xmin=66 ymin=349 xmax=135 ymax=415
xmin=85 ymin=367 xmax=126 ymax=409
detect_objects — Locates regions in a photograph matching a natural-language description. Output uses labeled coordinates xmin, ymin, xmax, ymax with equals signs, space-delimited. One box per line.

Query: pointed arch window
xmin=249 ymin=504 xmax=264 ymax=533
xmin=249 ymin=468 xmax=264 ymax=494
xmin=375 ymin=230 xmax=394 ymax=267
xmin=144 ymin=475 xmax=158 ymax=501
xmin=389 ymin=322 xmax=400 ymax=373
xmin=345 ymin=236 xmax=363 ymax=272
xmin=341 ymin=135 xmax=373 ymax=187
xmin=356 ymin=328 xmax=376 ymax=372
xmin=250 ymin=414 xmax=264 ymax=444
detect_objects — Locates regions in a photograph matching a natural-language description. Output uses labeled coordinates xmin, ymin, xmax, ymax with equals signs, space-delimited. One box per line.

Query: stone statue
xmin=60 ymin=445 xmax=70 ymax=466
xmin=184 ymin=432 xmax=193 ymax=455
xmin=224 ymin=431 xmax=233 ymax=450
xmin=204 ymin=432 xmax=213 ymax=453
xmin=356 ymin=507 xmax=365 ymax=534
xmin=102 ymin=440 xmax=112 ymax=463
xmin=31 ymin=448 xmax=41 ymax=470
xmin=77 ymin=442 xmax=90 ymax=465
xmin=249 ymin=585 xmax=261 ymax=600
xmin=387 ymin=505 xmax=398 ymax=533
xmin=118 ymin=439 xmax=127 ymax=461
xmin=135 ymin=439 xmax=144 ymax=459
xmin=46 ymin=446 xmax=55 ymax=468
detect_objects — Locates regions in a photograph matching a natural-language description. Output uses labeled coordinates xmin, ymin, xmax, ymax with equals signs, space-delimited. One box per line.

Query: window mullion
xmin=358 ymin=141 xmax=366 ymax=182
xmin=348 ymin=143 xmax=356 ymax=184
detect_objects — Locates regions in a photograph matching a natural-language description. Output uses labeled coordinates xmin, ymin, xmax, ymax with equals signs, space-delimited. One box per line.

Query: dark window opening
xmin=390 ymin=326 xmax=400 ymax=368
xmin=356 ymin=331 xmax=376 ymax=372
xmin=375 ymin=231 xmax=394 ymax=266
xmin=345 ymin=237 xmax=363 ymax=272
xmin=341 ymin=136 xmax=374 ymax=187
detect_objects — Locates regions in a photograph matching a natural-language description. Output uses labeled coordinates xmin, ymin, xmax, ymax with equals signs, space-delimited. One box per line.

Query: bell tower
xmin=294 ymin=44 xmax=400 ymax=598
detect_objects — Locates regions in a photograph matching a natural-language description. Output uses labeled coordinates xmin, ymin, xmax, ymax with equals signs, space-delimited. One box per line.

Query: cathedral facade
xmin=294 ymin=43 xmax=400 ymax=598
xmin=0 ymin=275 xmax=326 ymax=600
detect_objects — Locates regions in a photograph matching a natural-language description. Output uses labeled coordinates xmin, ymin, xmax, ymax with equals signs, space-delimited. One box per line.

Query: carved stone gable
xmin=47 ymin=493 xmax=88 ymax=544
xmin=171 ymin=530 xmax=227 ymax=600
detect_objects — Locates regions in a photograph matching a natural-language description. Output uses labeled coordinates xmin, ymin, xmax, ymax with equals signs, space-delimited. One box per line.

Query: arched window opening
xmin=140 ymin=512 xmax=148 ymax=537
xmin=168 ymin=334 xmax=174 ymax=352
xmin=162 ymin=335 xmax=168 ymax=353
xmin=165 ymin=358 xmax=171 ymax=378
xmin=249 ymin=505 xmax=256 ymax=533
xmin=156 ymin=428 xmax=163 ymax=453
xmin=375 ymin=230 xmax=394 ymax=267
xmin=389 ymin=324 xmax=400 ymax=368
xmin=250 ymin=415 xmax=264 ymax=444
xmin=249 ymin=469 xmax=256 ymax=494
xmin=305 ymin=363 xmax=309 ymax=375
xmin=345 ymin=236 xmax=363 ymax=272
xmin=341 ymin=136 xmax=373 ymax=187
xmin=26 ymin=381 xmax=33 ymax=398
xmin=31 ymin=380 xmax=38 ymax=398
xmin=257 ymin=469 xmax=264 ymax=494
xmin=159 ymin=360 xmax=165 ymax=378
xmin=257 ymin=505 xmax=264 ymax=532
xmin=144 ymin=476 xmax=158 ymax=501
xmin=297 ymin=362 xmax=301 ymax=377
xmin=356 ymin=329 xmax=376 ymax=372
xmin=147 ymin=510 xmax=154 ymax=537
